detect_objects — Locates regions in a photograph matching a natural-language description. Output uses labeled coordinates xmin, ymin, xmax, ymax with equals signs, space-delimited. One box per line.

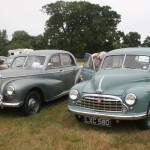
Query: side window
xmin=51 ymin=54 xmax=61 ymax=68
xmin=61 ymin=53 xmax=75 ymax=67
xmin=24 ymin=56 xmax=45 ymax=68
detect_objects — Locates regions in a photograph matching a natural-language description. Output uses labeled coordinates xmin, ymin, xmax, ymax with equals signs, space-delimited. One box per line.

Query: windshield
xmin=24 ymin=56 xmax=46 ymax=69
xmin=11 ymin=56 xmax=27 ymax=68
xmin=101 ymin=55 xmax=150 ymax=70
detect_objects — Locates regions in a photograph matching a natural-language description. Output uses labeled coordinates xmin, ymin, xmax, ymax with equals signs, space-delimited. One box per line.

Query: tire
xmin=139 ymin=103 xmax=150 ymax=130
xmin=22 ymin=91 xmax=42 ymax=116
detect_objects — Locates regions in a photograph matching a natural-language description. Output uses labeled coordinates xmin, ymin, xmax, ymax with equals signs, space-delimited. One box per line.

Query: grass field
xmin=0 ymin=96 xmax=150 ymax=150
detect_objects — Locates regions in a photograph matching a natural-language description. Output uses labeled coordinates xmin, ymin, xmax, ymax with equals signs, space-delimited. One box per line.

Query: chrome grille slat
xmin=76 ymin=94 xmax=126 ymax=112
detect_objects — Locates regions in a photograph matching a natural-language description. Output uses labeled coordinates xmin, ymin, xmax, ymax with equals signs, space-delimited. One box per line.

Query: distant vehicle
xmin=0 ymin=56 xmax=6 ymax=61
xmin=8 ymin=48 xmax=34 ymax=56
xmin=0 ymin=50 xmax=80 ymax=115
xmin=0 ymin=56 xmax=15 ymax=69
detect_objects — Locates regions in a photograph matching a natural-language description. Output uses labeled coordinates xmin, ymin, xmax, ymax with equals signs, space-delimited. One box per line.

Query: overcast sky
xmin=0 ymin=0 xmax=149 ymax=42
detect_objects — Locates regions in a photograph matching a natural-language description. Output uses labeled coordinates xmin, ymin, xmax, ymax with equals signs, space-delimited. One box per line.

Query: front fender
xmin=3 ymin=78 xmax=64 ymax=103
xmin=122 ymin=84 xmax=150 ymax=113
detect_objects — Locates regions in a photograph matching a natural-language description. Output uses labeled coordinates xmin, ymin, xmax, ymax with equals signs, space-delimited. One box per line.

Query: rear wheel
xmin=139 ymin=103 xmax=150 ymax=130
xmin=22 ymin=91 xmax=42 ymax=116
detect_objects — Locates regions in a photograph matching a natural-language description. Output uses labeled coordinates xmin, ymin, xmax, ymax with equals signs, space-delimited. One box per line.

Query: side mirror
xmin=7 ymin=63 xmax=11 ymax=67
xmin=47 ymin=63 xmax=52 ymax=68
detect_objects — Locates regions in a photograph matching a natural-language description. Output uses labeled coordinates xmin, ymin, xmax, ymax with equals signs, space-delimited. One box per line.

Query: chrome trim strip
xmin=82 ymin=94 xmax=122 ymax=101
xmin=68 ymin=106 xmax=147 ymax=120
xmin=51 ymin=90 xmax=69 ymax=100
xmin=1 ymin=74 xmax=44 ymax=79
xmin=97 ymin=76 xmax=104 ymax=91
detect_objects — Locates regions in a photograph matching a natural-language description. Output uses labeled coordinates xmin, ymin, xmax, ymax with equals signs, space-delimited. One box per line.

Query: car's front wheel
xmin=22 ymin=91 xmax=42 ymax=116
xmin=139 ymin=103 xmax=150 ymax=130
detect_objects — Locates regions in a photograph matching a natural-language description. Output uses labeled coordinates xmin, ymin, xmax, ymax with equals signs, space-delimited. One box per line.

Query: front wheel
xmin=22 ymin=91 xmax=42 ymax=116
xmin=139 ymin=103 xmax=150 ymax=130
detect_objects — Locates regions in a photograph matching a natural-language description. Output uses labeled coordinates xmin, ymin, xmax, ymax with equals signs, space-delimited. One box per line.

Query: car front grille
xmin=75 ymin=94 xmax=128 ymax=112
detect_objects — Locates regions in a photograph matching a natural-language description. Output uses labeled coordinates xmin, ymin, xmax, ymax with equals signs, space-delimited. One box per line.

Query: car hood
xmin=82 ymin=68 xmax=150 ymax=96
xmin=0 ymin=68 xmax=43 ymax=78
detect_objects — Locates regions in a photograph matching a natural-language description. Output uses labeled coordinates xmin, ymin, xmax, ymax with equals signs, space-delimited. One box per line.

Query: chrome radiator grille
xmin=76 ymin=94 xmax=126 ymax=112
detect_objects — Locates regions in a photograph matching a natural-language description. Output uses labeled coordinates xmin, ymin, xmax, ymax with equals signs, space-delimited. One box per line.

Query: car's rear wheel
xmin=22 ymin=91 xmax=41 ymax=116
xmin=139 ymin=103 xmax=150 ymax=130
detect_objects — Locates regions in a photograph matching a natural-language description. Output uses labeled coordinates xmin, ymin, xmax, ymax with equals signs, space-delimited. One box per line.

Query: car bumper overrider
xmin=68 ymin=105 xmax=147 ymax=120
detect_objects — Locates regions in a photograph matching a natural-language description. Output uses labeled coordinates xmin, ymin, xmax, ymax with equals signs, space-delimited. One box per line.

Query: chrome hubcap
xmin=28 ymin=98 xmax=39 ymax=113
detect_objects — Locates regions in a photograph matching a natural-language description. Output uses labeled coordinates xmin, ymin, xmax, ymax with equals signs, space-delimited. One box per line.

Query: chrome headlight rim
xmin=7 ymin=86 xmax=15 ymax=95
xmin=125 ymin=93 xmax=136 ymax=106
xmin=69 ymin=89 xmax=79 ymax=100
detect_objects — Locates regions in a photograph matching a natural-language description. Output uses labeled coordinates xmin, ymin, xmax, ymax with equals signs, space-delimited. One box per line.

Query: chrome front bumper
xmin=0 ymin=100 xmax=23 ymax=108
xmin=68 ymin=105 xmax=147 ymax=120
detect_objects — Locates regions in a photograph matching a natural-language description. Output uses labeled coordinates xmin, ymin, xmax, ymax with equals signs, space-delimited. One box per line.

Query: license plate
xmin=84 ymin=116 xmax=111 ymax=127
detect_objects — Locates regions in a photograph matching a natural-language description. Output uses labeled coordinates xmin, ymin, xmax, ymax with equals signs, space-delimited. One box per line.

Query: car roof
xmin=28 ymin=49 xmax=71 ymax=55
xmin=13 ymin=49 xmax=73 ymax=57
xmin=107 ymin=47 xmax=150 ymax=56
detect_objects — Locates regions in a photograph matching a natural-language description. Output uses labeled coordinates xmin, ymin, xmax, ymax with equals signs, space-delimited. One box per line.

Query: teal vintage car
xmin=0 ymin=50 xmax=79 ymax=115
xmin=68 ymin=47 xmax=150 ymax=130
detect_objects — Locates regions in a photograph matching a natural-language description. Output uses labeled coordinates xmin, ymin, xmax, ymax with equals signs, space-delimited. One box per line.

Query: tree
xmin=0 ymin=29 xmax=8 ymax=55
xmin=123 ymin=32 xmax=141 ymax=47
xmin=42 ymin=1 xmax=121 ymax=57
xmin=29 ymin=35 xmax=47 ymax=50
xmin=142 ymin=36 xmax=150 ymax=47
xmin=8 ymin=30 xmax=31 ymax=49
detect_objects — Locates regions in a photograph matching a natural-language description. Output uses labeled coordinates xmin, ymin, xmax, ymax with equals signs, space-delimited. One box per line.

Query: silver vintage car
xmin=0 ymin=50 xmax=79 ymax=115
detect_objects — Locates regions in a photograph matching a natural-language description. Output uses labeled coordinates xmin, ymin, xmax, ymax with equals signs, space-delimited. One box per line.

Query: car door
xmin=44 ymin=54 xmax=65 ymax=99
xmin=80 ymin=53 xmax=96 ymax=81
xmin=60 ymin=53 xmax=78 ymax=91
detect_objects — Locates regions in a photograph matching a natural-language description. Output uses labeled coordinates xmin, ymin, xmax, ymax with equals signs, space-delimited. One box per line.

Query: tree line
xmin=0 ymin=1 xmax=150 ymax=58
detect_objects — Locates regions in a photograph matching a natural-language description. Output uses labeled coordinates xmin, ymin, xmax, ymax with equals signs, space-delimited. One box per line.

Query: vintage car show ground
xmin=0 ymin=96 xmax=149 ymax=150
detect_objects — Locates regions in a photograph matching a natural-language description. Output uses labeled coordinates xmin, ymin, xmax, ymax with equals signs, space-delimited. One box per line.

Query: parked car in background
xmin=68 ymin=47 xmax=150 ymax=130
xmin=1 ymin=56 xmax=16 ymax=69
xmin=0 ymin=50 xmax=79 ymax=115
xmin=0 ymin=56 xmax=6 ymax=61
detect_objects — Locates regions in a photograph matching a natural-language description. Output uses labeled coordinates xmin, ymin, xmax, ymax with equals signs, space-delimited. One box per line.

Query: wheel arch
xmin=25 ymin=87 xmax=45 ymax=103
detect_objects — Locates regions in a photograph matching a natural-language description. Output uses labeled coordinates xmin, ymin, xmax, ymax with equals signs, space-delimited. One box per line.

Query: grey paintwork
xmin=0 ymin=50 xmax=79 ymax=109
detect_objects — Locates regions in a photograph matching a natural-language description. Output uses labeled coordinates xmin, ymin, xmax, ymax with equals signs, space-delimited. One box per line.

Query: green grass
xmin=0 ymin=96 xmax=150 ymax=150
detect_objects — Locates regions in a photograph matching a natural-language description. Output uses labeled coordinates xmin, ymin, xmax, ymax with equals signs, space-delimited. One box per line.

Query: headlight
xmin=125 ymin=93 xmax=136 ymax=105
xmin=7 ymin=86 xmax=15 ymax=95
xmin=69 ymin=89 xmax=79 ymax=100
